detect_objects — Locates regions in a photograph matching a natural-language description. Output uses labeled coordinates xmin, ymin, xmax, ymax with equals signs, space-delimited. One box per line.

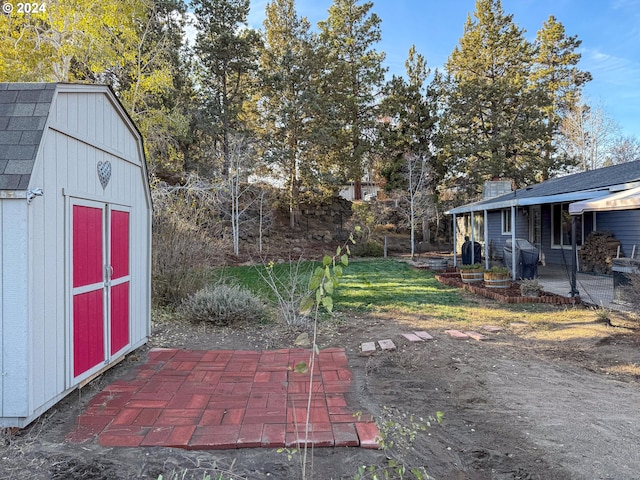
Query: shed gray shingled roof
xmin=0 ymin=83 xmax=56 ymax=190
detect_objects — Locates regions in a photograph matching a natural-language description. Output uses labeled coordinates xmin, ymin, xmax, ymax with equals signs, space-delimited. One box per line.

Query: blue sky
xmin=246 ymin=0 xmax=640 ymax=138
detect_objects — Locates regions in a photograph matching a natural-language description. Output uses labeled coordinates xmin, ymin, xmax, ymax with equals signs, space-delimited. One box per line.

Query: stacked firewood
xmin=579 ymin=231 xmax=621 ymax=274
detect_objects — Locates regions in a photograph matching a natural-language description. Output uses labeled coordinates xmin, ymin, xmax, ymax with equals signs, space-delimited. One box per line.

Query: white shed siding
xmin=29 ymin=128 xmax=66 ymax=408
xmin=18 ymin=87 xmax=150 ymax=422
xmin=1 ymin=199 xmax=29 ymax=417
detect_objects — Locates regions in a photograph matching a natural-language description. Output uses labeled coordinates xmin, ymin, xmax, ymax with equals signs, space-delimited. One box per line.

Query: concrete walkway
xmin=67 ymin=348 xmax=380 ymax=450
xmin=536 ymin=265 xmax=616 ymax=310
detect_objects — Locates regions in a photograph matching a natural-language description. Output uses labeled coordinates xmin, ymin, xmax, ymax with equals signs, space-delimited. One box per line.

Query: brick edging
xmin=435 ymin=274 xmax=580 ymax=305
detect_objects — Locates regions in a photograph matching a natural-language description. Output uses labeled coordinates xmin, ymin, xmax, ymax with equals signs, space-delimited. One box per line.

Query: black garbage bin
xmin=461 ymin=240 xmax=472 ymax=265
xmin=462 ymin=238 xmax=482 ymax=265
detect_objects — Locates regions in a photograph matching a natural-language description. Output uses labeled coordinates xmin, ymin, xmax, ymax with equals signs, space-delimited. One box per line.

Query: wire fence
xmin=538 ymin=248 xmax=634 ymax=312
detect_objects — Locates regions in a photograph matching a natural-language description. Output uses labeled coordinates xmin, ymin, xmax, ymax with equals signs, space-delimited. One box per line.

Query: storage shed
xmin=0 ymin=83 xmax=152 ymax=427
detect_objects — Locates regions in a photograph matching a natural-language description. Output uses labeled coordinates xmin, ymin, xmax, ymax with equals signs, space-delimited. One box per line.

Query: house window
xmin=501 ymin=209 xmax=512 ymax=235
xmin=552 ymin=203 xmax=592 ymax=248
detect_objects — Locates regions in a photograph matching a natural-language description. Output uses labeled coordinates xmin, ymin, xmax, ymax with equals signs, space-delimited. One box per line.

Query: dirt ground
xmin=2 ymin=292 xmax=640 ymax=480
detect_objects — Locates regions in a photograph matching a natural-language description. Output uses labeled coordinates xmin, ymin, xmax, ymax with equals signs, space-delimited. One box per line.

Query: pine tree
xmin=257 ymin=0 xmax=316 ymax=228
xmin=379 ymin=46 xmax=437 ymax=256
xmin=379 ymin=45 xmax=434 ymax=191
xmin=192 ymin=0 xmax=261 ymax=178
xmin=436 ymin=0 xmax=545 ymax=199
xmin=531 ymin=15 xmax=591 ymax=179
xmin=316 ymin=0 xmax=386 ymax=199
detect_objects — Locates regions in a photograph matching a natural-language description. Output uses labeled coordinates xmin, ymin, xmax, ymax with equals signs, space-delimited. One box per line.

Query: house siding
xmin=484 ymin=209 xmax=529 ymax=264
xmin=596 ymin=210 xmax=640 ymax=258
xmin=486 ymin=211 xmax=503 ymax=260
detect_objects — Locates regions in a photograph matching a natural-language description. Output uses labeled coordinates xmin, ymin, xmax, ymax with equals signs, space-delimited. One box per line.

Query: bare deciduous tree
xmin=559 ymin=98 xmax=618 ymax=171
xmin=608 ymin=135 xmax=640 ymax=165
xmin=396 ymin=153 xmax=433 ymax=259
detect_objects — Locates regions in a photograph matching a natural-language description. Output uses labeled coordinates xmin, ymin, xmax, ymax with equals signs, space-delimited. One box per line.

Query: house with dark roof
xmin=446 ymin=160 xmax=640 ymax=276
xmin=0 ymin=83 xmax=152 ymax=427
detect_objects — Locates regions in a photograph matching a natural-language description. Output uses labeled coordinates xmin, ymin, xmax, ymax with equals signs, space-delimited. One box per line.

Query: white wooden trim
xmin=72 ymin=282 xmax=105 ymax=296
xmin=0 ymin=191 xmax=27 ymax=199
xmin=110 ymin=275 xmax=130 ymax=288
xmin=62 ymin=188 xmax=132 ymax=208
xmin=48 ymin=125 xmax=140 ymax=167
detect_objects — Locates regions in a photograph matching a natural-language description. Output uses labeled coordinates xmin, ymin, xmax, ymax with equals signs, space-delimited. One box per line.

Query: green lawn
xmin=222 ymin=258 xmax=468 ymax=320
xmin=219 ymin=258 xmax=602 ymax=330
xmin=334 ymin=259 xmax=463 ymax=313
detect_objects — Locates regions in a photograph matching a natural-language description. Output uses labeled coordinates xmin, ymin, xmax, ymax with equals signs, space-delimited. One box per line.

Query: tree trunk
xmin=353 ymin=179 xmax=362 ymax=201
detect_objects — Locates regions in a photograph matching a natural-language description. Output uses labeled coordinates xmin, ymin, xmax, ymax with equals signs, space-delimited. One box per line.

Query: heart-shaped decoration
xmin=97 ymin=160 xmax=112 ymax=189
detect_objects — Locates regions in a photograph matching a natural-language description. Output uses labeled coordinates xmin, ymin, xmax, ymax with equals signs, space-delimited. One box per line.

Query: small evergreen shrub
xmin=352 ymin=240 xmax=384 ymax=257
xmin=179 ymin=284 xmax=266 ymax=325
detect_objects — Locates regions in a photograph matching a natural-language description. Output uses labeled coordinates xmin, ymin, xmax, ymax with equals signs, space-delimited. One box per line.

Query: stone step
xmin=378 ymin=339 xmax=397 ymax=351
xmin=360 ymin=342 xmax=377 ymax=356
xmin=481 ymin=325 xmax=503 ymax=332
xmin=401 ymin=333 xmax=424 ymax=342
xmin=444 ymin=329 xmax=469 ymax=339
xmin=464 ymin=331 xmax=488 ymax=341
xmin=414 ymin=331 xmax=434 ymax=340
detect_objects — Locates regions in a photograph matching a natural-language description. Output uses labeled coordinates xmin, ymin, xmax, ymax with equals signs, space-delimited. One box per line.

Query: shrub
xmin=151 ymin=175 xmax=227 ymax=307
xmin=519 ymin=278 xmax=543 ymax=297
xmin=152 ymin=220 xmax=218 ymax=307
xmin=256 ymin=260 xmax=315 ymax=326
xmin=179 ymin=284 xmax=266 ymax=326
xmin=460 ymin=263 xmax=484 ymax=271
xmin=352 ymin=240 xmax=384 ymax=257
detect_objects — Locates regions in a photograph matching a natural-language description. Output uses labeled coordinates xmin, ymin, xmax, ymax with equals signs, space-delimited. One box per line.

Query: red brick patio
xmin=66 ymin=347 xmax=380 ymax=450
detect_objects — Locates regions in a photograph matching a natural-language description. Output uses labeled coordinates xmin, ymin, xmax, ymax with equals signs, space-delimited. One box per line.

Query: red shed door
xmin=72 ymin=202 xmax=131 ymax=380
xmin=72 ymin=204 xmax=106 ymax=377
xmin=109 ymin=208 xmax=130 ymax=356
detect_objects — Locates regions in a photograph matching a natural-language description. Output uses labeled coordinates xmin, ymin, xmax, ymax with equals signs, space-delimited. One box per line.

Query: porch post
xmin=452 ymin=213 xmax=458 ymax=267
xmin=570 ymin=215 xmax=580 ymax=297
xmin=470 ymin=211 xmax=475 ymax=264
xmin=511 ymin=206 xmax=517 ymax=280
xmin=484 ymin=209 xmax=489 ymax=270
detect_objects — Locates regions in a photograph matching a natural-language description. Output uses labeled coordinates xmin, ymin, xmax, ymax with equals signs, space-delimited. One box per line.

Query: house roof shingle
xmin=0 ymin=83 xmax=56 ymax=190
xmin=448 ymin=160 xmax=640 ymax=214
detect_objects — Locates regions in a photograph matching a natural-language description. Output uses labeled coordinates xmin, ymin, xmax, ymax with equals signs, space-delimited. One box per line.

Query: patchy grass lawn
xmin=220 ymin=258 xmax=635 ymax=344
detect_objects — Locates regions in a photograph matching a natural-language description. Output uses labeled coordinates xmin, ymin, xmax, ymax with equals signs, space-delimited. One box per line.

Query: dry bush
xmin=152 ymin=219 xmax=221 ymax=307
xmin=151 ymin=175 xmax=227 ymax=307
xmin=618 ymin=272 xmax=640 ymax=309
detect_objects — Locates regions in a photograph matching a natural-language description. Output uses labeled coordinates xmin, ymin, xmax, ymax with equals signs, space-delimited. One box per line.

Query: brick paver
xmin=360 ymin=342 xmax=377 ymax=356
xmin=378 ymin=339 xmax=396 ymax=351
xmin=444 ymin=329 xmax=469 ymax=339
xmin=401 ymin=333 xmax=424 ymax=342
xmin=414 ymin=331 xmax=434 ymax=340
xmin=67 ymin=348 xmax=379 ymax=450
xmin=464 ymin=331 xmax=488 ymax=341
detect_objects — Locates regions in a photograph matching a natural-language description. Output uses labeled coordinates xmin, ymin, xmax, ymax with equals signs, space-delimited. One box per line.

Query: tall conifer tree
xmin=531 ymin=15 xmax=591 ymax=179
xmin=379 ymin=45 xmax=435 ymax=191
xmin=258 ymin=0 xmax=316 ymax=227
xmin=436 ymin=0 xmax=544 ymax=199
xmin=316 ymin=0 xmax=386 ymax=199
xmin=193 ymin=0 xmax=261 ymax=178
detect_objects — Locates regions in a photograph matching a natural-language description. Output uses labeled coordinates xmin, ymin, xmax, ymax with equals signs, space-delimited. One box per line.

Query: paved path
xmin=67 ymin=348 xmax=380 ymax=450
